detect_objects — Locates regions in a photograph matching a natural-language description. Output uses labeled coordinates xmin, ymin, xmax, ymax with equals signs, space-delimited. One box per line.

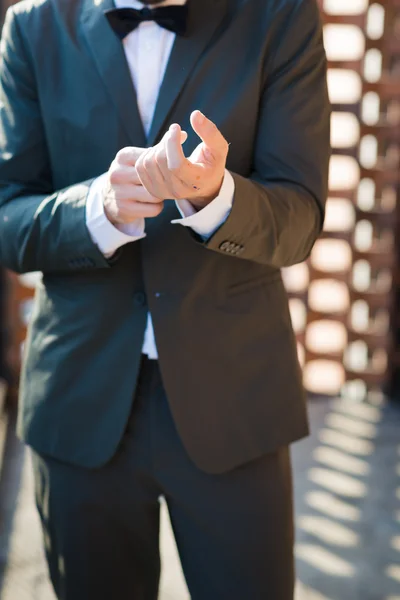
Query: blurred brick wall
xmin=1 ymin=0 xmax=16 ymax=23
xmin=0 ymin=0 xmax=34 ymax=403
xmin=1 ymin=0 xmax=400 ymax=404
xmin=283 ymin=0 xmax=400 ymax=401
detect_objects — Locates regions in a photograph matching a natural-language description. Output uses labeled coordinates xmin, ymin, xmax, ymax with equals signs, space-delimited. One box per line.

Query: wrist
xmin=189 ymin=176 xmax=224 ymax=211
xmin=102 ymin=181 xmax=121 ymax=227
xmin=103 ymin=204 xmax=121 ymax=227
xmin=103 ymin=203 xmax=119 ymax=226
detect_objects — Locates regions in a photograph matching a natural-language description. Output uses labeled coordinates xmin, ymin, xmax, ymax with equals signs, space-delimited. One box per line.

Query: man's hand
xmin=102 ymin=146 xmax=165 ymax=226
xmin=102 ymin=140 xmax=181 ymax=227
xmin=135 ymin=111 xmax=229 ymax=211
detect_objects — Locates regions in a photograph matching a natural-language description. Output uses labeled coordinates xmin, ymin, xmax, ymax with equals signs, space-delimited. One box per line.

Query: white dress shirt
xmin=86 ymin=0 xmax=235 ymax=358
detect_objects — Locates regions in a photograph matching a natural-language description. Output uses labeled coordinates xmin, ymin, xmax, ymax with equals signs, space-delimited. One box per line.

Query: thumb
xmin=190 ymin=110 xmax=228 ymax=158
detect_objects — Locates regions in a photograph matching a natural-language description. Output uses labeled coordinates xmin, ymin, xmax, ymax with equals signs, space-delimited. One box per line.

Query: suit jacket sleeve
xmin=0 ymin=7 xmax=110 ymax=274
xmin=206 ymin=0 xmax=331 ymax=267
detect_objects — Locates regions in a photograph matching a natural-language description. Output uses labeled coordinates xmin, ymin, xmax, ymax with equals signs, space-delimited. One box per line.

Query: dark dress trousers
xmin=0 ymin=0 xmax=330 ymax=597
xmin=33 ymin=357 xmax=296 ymax=599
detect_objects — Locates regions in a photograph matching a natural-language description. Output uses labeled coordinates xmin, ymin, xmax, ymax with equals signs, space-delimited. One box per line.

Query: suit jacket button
xmin=219 ymin=241 xmax=231 ymax=251
xmin=133 ymin=292 xmax=146 ymax=307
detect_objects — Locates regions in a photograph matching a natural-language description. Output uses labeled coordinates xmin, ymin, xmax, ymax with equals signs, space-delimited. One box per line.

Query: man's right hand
xmin=103 ymin=131 xmax=187 ymax=226
xmin=103 ymin=146 xmax=165 ymax=226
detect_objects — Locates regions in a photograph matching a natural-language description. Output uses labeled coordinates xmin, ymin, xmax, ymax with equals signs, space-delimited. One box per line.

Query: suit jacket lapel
xmin=147 ymin=0 xmax=229 ymax=146
xmin=80 ymin=0 xmax=147 ymax=148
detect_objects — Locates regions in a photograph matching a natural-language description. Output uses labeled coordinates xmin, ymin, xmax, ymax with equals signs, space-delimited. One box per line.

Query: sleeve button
xmin=219 ymin=241 xmax=231 ymax=251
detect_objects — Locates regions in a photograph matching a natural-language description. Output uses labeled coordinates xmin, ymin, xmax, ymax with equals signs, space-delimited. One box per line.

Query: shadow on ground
xmin=293 ymin=397 xmax=400 ymax=600
xmin=0 ymin=396 xmax=399 ymax=600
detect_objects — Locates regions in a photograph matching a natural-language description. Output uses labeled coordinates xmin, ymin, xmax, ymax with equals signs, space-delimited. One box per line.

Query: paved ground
xmin=0 ymin=396 xmax=399 ymax=600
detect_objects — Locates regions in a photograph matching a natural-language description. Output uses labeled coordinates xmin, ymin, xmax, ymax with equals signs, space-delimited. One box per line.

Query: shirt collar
xmin=114 ymin=0 xmax=187 ymax=9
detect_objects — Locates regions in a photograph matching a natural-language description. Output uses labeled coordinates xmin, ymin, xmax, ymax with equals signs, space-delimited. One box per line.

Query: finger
xmin=109 ymin=164 xmax=142 ymax=186
xmin=166 ymin=124 xmax=190 ymax=171
xmin=156 ymin=128 xmax=187 ymax=149
xmin=136 ymin=148 xmax=173 ymax=199
xmin=135 ymin=148 xmax=155 ymax=192
xmin=157 ymin=142 xmax=206 ymax=194
xmin=115 ymin=146 xmax=147 ymax=166
xmin=144 ymin=147 xmax=171 ymax=198
xmin=155 ymin=147 xmax=192 ymax=198
xmin=118 ymin=201 xmax=165 ymax=221
xmin=190 ymin=110 xmax=228 ymax=159
xmin=116 ymin=131 xmax=186 ymax=169
xmin=163 ymin=127 xmax=188 ymax=145
xmin=112 ymin=184 xmax=163 ymax=204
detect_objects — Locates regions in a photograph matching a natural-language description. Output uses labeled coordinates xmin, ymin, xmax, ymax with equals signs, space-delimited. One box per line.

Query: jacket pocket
xmin=226 ymin=271 xmax=282 ymax=297
xmin=220 ymin=272 xmax=284 ymax=315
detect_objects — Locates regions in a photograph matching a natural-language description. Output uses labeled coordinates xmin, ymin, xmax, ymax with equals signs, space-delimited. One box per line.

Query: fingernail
xmin=197 ymin=111 xmax=205 ymax=124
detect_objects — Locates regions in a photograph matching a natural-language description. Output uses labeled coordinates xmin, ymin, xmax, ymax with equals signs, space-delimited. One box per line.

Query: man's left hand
xmin=135 ymin=110 xmax=229 ymax=211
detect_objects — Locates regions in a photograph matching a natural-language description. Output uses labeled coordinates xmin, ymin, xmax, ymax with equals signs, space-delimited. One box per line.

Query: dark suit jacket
xmin=0 ymin=0 xmax=330 ymax=473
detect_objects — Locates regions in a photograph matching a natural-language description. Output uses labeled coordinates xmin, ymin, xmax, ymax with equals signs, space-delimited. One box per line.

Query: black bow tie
xmin=104 ymin=5 xmax=189 ymax=39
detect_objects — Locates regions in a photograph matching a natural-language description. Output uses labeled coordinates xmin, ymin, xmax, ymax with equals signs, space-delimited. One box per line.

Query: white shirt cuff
xmin=172 ymin=170 xmax=235 ymax=239
xmin=86 ymin=173 xmax=146 ymax=258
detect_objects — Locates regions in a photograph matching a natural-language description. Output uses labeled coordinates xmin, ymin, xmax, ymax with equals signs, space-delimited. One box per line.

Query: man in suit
xmin=0 ymin=0 xmax=330 ymax=597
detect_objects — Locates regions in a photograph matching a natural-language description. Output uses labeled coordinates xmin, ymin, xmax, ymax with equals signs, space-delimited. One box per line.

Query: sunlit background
xmin=282 ymin=0 xmax=399 ymax=402
xmin=1 ymin=0 xmax=399 ymax=406
xmin=0 ymin=0 xmax=399 ymax=599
